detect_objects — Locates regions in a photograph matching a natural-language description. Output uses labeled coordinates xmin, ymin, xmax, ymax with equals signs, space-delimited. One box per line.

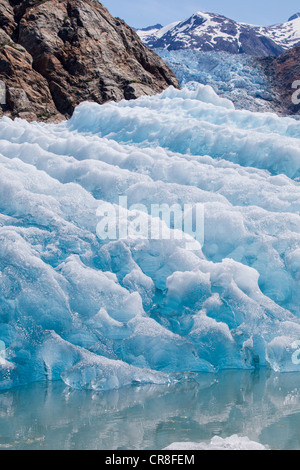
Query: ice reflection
xmin=0 ymin=370 xmax=299 ymax=450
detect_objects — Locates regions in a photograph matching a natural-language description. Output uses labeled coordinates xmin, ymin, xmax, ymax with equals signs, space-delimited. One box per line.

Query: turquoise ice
xmin=0 ymin=84 xmax=300 ymax=390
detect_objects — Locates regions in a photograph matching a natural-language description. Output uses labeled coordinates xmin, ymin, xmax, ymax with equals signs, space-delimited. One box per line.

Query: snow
xmin=136 ymin=21 xmax=181 ymax=42
xmin=156 ymin=21 xmax=181 ymax=39
xmin=160 ymin=12 xmax=240 ymax=50
xmin=0 ymin=84 xmax=300 ymax=391
xmin=164 ymin=435 xmax=269 ymax=450
xmin=137 ymin=11 xmax=300 ymax=53
xmin=257 ymin=16 xmax=300 ymax=50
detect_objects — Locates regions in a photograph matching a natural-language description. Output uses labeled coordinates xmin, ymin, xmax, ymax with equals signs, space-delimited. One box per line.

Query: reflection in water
xmin=0 ymin=370 xmax=299 ymax=450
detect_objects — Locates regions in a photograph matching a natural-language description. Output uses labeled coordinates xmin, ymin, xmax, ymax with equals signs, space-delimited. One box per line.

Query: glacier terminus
xmin=0 ymin=85 xmax=300 ymax=392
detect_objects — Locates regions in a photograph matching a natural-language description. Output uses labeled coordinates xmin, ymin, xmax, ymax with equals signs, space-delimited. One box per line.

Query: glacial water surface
xmin=0 ymin=370 xmax=299 ymax=450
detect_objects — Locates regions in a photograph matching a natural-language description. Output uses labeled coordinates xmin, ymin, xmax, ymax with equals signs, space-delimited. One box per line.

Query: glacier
xmin=0 ymin=84 xmax=300 ymax=391
xmin=153 ymin=49 xmax=279 ymax=113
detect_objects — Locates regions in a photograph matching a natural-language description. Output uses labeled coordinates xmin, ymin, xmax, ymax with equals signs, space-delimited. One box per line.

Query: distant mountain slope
xmin=255 ymin=16 xmax=300 ymax=51
xmin=0 ymin=0 xmax=179 ymax=121
xmin=137 ymin=11 xmax=300 ymax=56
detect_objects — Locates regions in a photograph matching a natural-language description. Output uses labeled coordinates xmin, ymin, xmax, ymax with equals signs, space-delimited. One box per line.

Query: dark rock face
xmin=0 ymin=0 xmax=179 ymax=121
xmin=260 ymin=46 xmax=300 ymax=115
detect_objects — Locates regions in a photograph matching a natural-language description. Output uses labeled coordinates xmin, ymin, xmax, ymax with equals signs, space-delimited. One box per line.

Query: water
xmin=0 ymin=370 xmax=299 ymax=450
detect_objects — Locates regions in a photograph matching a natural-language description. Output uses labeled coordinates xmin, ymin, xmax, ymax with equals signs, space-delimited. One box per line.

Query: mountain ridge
xmin=137 ymin=11 xmax=300 ymax=56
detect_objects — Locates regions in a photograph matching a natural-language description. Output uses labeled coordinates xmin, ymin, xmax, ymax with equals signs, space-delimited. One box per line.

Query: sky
xmin=103 ymin=0 xmax=300 ymax=28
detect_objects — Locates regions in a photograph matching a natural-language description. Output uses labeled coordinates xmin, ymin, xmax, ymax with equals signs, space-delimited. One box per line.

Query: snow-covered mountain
xmin=136 ymin=23 xmax=163 ymax=44
xmin=137 ymin=12 xmax=300 ymax=56
xmin=256 ymin=16 xmax=300 ymax=52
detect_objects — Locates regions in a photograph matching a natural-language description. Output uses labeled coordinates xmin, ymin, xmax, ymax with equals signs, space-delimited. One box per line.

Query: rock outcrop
xmin=260 ymin=46 xmax=300 ymax=115
xmin=0 ymin=0 xmax=180 ymax=121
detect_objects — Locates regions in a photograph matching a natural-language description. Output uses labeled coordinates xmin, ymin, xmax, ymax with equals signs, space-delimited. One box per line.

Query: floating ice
xmin=164 ymin=435 xmax=269 ymax=450
xmin=0 ymin=84 xmax=300 ymax=390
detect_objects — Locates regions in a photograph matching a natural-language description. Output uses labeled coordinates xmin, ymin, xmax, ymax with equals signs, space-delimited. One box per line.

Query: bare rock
xmin=0 ymin=0 xmax=16 ymax=36
xmin=260 ymin=46 xmax=300 ymax=115
xmin=0 ymin=34 xmax=63 ymax=120
xmin=0 ymin=0 xmax=179 ymax=121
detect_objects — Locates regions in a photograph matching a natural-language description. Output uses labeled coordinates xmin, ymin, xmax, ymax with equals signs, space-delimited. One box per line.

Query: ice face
xmin=154 ymin=50 xmax=278 ymax=113
xmin=0 ymin=84 xmax=300 ymax=390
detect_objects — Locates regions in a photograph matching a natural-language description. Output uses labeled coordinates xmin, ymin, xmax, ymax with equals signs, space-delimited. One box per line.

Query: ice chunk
xmin=57 ymin=254 xmax=144 ymax=322
xmin=61 ymin=353 xmax=180 ymax=391
xmin=161 ymin=84 xmax=235 ymax=109
xmin=164 ymin=435 xmax=269 ymax=450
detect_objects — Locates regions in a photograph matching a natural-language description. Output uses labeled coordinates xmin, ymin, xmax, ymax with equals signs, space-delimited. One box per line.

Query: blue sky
xmin=103 ymin=0 xmax=300 ymax=28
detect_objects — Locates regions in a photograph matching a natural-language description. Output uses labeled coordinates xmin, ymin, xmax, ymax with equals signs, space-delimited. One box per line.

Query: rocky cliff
xmin=260 ymin=46 xmax=300 ymax=115
xmin=0 ymin=0 xmax=180 ymax=121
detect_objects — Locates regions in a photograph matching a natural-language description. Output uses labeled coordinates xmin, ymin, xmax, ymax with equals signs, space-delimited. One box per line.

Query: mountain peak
xmin=192 ymin=11 xmax=209 ymax=18
xmin=137 ymin=10 xmax=285 ymax=56
xmin=288 ymin=13 xmax=300 ymax=22
xmin=137 ymin=24 xmax=163 ymax=32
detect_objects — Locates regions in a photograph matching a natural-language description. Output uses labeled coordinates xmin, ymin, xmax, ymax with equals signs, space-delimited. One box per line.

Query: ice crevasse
xmin=0 ymin=84 xmax=300 ymax=391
